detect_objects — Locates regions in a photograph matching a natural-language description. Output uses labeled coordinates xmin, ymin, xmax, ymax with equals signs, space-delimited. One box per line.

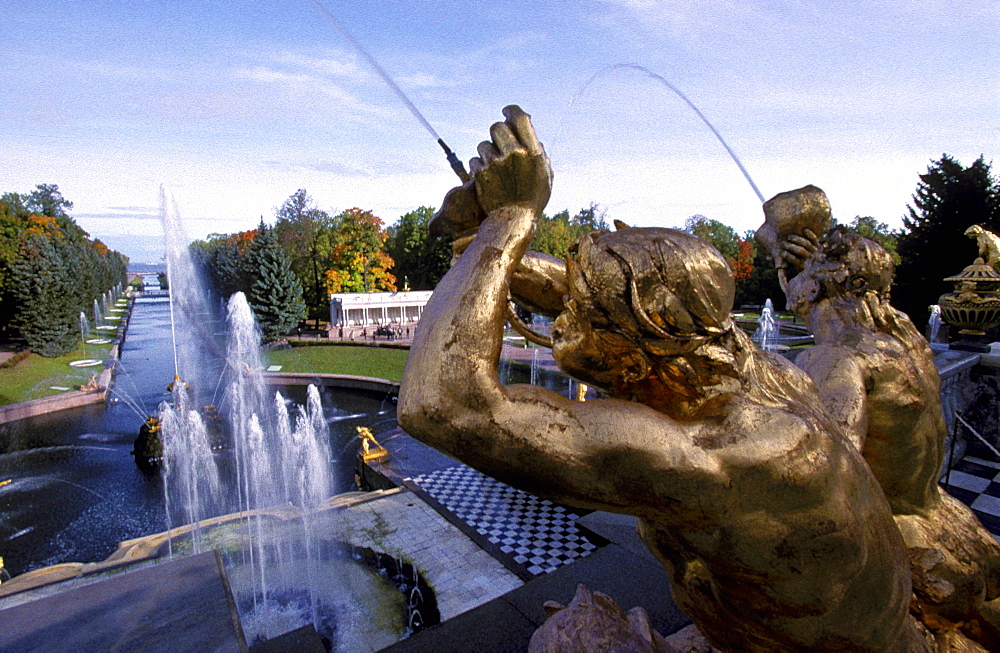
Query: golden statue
xmin=357 ymin=426 xmax=390 ymax=463
xmin=965 ymin=224 xmax=1000 ymax=271
xmin=768 ymin=189 xmax=1000 ymax=648
xmin=399 ymin=106 xmax=928 ymax=651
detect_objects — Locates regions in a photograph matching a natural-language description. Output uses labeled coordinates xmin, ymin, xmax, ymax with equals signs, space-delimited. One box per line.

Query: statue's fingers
xmin=468 ymin=156 xmax=486 ymax=175
xmin=785 ymin=234 xmax=814 ymax=248
xmin=783 ymin=241 xmax=813 ymax=258
xmin=477 ymin=140 xmax=500 ymax=165
xmin=802 ymin=228 xmax=820 ymax=244
xmin=780 ymin=251 xmax=802 ymax=266
xmin=489 ymin=121 xmax=521 ymax=155
xmin=503 ymin=105 xmax=542 ymax=154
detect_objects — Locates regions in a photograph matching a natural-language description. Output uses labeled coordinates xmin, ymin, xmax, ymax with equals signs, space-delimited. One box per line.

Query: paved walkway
xmin=333 ymin=488 xmax=523 ymax=621
xmin=360 ymin=432 xmax=692 ymax=650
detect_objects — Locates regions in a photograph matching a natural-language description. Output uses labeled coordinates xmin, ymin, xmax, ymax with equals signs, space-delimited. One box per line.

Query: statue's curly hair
xmin=568 ymin=227 xmax=734 ymax=357
xmin=812 ymin=227 xmax=895 ymax=299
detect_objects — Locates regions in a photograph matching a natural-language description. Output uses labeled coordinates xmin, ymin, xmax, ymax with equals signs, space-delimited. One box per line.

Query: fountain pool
xmin=0 ymin=297 xmax=395 ymax=582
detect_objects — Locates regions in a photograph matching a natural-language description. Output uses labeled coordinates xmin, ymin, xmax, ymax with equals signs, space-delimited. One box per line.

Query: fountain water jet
xmin=78 ymin=312 xmax=90 ymax=360
xmin=753 ymin=299 xmax=780 ymax=352
xmin=556 ymin=63 xmax=764 ymax=203
xmin=151 ymin=190 xmax=433 ymax=648
xmin=157 ymin=290 xmax=341 ymax=644
xmin=928 ymin=304 xmax=943 ymax=343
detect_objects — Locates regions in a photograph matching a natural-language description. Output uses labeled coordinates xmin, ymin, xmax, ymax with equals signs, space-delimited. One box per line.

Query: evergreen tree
xmin=245 ymin=222 xmax=306 ymax=341
xmin=894 ymin=155 xmax=1000 ymax=329
xmin=10 ymin=233 xmax=80 ymax=356
xmin=0 ymin=185 xmax=128 ymax=346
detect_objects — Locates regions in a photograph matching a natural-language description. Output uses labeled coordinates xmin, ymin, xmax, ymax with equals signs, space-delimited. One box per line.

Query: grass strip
xmin=0 ymin=343 xmax=114 ymax=406
xmin=263 ymin=344 xmax=410 ymax=382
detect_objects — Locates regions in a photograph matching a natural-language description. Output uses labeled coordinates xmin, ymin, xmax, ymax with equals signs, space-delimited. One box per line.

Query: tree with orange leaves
xmin=324 ymin=208 xmax=396 ymax=294
xmin=730 ymin=237 xmax=754 ymax=283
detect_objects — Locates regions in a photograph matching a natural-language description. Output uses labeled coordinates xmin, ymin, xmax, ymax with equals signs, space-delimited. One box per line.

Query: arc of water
xmin=554 ymin=63 xmax=765 ymax=203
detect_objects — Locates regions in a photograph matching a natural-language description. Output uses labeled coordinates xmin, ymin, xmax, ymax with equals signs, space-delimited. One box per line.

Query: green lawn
xmin=0 ymin=342 xmax=407 ymax=408
xmin=263 ymin=344 xmax=410 ymax=382
xmin=0 ymin=343 xmax=114 ymax=406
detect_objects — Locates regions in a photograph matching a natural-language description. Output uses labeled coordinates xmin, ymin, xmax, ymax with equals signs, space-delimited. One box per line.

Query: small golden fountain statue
xmin=356 ymin=426 xmax=389 ymax=463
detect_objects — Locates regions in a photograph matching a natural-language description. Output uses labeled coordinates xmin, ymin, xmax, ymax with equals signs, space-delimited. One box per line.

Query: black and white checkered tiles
xmin=407 ymin=456 xmax=1000 ymax=580
xmin=943 ymin=454 xmax=1000 ymax=536
xmin=407 ymin=465 xmax=598 ymax=576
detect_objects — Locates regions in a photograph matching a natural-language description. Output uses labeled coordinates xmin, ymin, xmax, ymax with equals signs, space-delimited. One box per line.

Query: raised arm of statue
xmin=754 ymin=185 xmax=832 ymax=291
xmin=398 ymin=107 xmax=711 ymax=510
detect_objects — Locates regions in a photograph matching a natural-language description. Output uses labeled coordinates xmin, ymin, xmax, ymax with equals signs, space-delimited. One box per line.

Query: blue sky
xmin=2 ymin=1 xmax=997 ymax=262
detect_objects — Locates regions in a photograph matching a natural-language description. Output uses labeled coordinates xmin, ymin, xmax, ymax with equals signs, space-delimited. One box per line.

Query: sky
xmin=2 ymin=1 xmax=997 ymax=263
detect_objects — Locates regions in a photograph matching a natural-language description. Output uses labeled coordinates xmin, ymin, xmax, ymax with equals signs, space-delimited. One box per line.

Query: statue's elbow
xmin=396 ymin=390 xmax=463 ymax=441
xmin=397 ymin=388 xmax=454 ymax=439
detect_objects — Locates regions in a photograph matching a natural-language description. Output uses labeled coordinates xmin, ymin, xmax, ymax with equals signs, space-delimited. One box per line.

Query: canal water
xmin=0 ymin=295 xmax=394 ymax=578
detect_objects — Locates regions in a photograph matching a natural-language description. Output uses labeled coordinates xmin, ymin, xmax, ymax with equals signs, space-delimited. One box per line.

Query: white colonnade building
xmin=329 ymin=291 xmax=433 ymax=327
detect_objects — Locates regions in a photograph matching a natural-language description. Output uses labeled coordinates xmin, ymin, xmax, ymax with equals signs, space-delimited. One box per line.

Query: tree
xmin=734 ymin=232 xmax=784 ymax=309
xmin=531 ymin=203 xmax=610 ymax=259
xmin=10 ymin=233 xmax=80 ymax=356
xmin=192 ymin=230 xmax=256 ymax=299
xmin=844 ymin=216 xmax=900 ymax=264
xmin=894 ymin=155 xmax=1000 ymax=329
xmin=324 ymin=208 xmax=396 ymax=294
xmin=245 ymin=221 xmax=306 ymax=341
xmin=682 ymin=215 xmax=757 ymax=294
xmin=730 ymin=238 xmax=754 ymax=284
xmin=0 ymin=185 xmax=128 ymax=352
xmin=386 ymin=206 xmax=451 ymax=290
xmin=684 ymin=215 xmax=739 ymax=260
xmin=274 ymin=190 xmax=333 ymax=326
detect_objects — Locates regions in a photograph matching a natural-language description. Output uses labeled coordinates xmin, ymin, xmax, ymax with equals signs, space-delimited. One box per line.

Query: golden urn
xmin=938 ymin=257 xmax=1000 ymax=336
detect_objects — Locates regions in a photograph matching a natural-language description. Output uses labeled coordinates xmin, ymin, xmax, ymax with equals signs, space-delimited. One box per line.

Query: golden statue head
xmin=786 ymin=227 xmax=895 ymax=315
xmin=554 ymin=227 xmax=735 ymax=392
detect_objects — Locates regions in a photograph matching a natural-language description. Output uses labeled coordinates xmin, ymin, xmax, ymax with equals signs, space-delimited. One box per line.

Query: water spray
xmin=160 ymin=186 xmax=181 ymax=384
xmin=557 ymin=63 xmax=765 ymax=204
xmin=308 ymin=0 xmax=470 ymax=182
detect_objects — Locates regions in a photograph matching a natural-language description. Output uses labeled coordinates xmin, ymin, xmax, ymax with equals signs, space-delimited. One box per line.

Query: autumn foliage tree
xmin=324 ymin=208 xmax=395 ymax=294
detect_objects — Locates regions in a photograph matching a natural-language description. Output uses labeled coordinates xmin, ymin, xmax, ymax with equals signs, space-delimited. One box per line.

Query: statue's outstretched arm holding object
xmin=399 ymin=106 xmax=702 ymax=510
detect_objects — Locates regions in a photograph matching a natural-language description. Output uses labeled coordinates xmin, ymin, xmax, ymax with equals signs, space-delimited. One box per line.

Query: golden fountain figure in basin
xmin=399 ymin=106 xmax=928 ymax=651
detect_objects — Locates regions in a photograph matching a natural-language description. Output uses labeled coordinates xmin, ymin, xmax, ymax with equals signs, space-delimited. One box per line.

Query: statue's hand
xmin=429 ymin=179 xmax=485 ymax=241
xmin=470 ymin=105 xmax=552 ymax=216
xmin=779 ymin=228 xmax=820 ymax=272
xmin=429 ymin=105 xmax=551 ymax=251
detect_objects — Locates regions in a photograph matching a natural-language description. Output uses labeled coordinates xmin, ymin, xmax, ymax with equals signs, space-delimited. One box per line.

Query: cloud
xmin=269 ymin=49 xmax=369 ymax=80
xmin=234 ymin=65 xmax=394 ymax=118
